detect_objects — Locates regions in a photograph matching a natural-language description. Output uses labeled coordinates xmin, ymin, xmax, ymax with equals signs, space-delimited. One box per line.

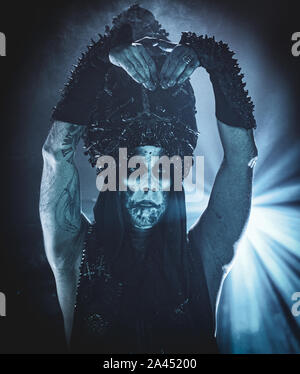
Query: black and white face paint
xmin=122 ymin=146 xmax=169 ymax=230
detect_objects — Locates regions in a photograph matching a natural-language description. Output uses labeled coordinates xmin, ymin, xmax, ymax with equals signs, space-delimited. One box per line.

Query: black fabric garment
xmin=71 ymin=191 xmax=218 ymax=354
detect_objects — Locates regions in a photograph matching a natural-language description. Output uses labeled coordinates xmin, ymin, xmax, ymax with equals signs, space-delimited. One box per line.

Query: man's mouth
xmin=134 ymin=201 xmax=159 ymax=208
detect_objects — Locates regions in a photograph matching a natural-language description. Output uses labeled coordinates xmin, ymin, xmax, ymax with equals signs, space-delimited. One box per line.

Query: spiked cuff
xmin=180 ymin=32 xmax=256 ymax=129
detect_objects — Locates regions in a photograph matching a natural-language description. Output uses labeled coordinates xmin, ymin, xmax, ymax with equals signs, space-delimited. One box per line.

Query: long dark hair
xmin=93 ymin=187 xmax=191 ymax=304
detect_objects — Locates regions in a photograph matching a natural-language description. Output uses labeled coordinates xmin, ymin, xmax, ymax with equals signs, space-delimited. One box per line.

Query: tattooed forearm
xmin=39 ymin=160 xmax=57 ymax=212
xmin=40 ymin=121 xmax=85 ymax=270
xmin=43 ymin=122 xmax=84 ymax=162
xmin=55 ymin=170 xmax=82 ymax=233
xmin=61 ymin=125 xmax=83 ymax=164
xmin=40 ymin=122 xmax=83 ymax=212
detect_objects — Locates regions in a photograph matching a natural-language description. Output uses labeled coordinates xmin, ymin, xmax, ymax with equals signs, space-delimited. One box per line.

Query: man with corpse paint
xmin=40 ymin=4 xmax=257 ymax=353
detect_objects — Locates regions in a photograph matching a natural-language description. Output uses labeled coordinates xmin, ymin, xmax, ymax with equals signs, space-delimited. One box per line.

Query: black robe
xmin=71 ymin=190 xmax=218 ymax=354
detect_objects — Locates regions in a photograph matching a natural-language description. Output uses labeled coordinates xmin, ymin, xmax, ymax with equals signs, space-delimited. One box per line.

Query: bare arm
xmin=39 ymin=120 xmax=86 ymax=344
xmin=158 ymin=33 xmax=257 ymax=320
xmin=189 ymin=120 xmax=257 ymax=313
xmin=43 ymin=33 xmax=160 ymax=346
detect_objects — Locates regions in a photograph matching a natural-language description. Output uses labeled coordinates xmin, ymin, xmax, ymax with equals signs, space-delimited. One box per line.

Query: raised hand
xmin=159 ymin=44 xmax=200 ymax=89
xmin=109 ymin=38 xmax=200 ymax=91
xmin=109 ymin=41 xmax=158 ymax=91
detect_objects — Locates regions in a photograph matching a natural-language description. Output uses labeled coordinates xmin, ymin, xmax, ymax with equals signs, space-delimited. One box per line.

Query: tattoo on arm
xmin=40 ymin=122 xmax=84 ymax=234
xmin=61 ymin=125 xmax=83 ymax=164
xmin=55 ymin=170 xmax=82 ymax=234
xmin=39 ymin=162 xmax=57 ymax=213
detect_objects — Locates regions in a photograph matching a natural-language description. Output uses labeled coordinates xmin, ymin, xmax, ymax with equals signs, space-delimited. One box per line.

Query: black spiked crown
xmin=83 ymin=51 xmax=199 ymax=167
xmin=53 ymin=4 xmax=256 ymax=169
xmin=81 ymin=4 xmax=199 ymax=167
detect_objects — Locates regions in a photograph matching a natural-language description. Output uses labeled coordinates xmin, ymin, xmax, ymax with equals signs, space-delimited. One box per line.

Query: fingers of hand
xmin=163 ymin=60 xmax=187 ymax=88
xmin=120 ymin=56 xmax=146 ymax=85
xmin=140 ymin=47 xmax=158 ymax=89
xmin=130 ymin=49 xmax=152 ymax=86
xmin=121 ymin=45 xmax=158 ymax=90
xmin=160 ymin=47 xmax=187 ymax=88
xmin=177 ymin=64 xmax=198 ymax=85
xmin=161 ymin=47 xmax=199 ymax=88
xmin=114 ymin=43 xmax=198 ymax=90
xmin=160 ymin=54 xmax=172 ymax=89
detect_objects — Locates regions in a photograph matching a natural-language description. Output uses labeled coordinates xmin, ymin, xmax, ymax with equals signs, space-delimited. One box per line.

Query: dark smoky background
xmin=0 ymin=0 xmax=299 ymax=353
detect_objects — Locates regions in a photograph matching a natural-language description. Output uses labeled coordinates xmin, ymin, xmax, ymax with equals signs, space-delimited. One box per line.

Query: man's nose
xmin=139 ymin=170 xmax=159 ymax=191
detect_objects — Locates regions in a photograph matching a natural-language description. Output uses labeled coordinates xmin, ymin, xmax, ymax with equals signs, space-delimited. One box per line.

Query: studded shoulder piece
xmin=51 ymin=3 xmax=169 ymax=127
xmin=180 ymin=32 xmax=256 ymax=129
xmin=51 ymin=33 xmax=114 ymax=126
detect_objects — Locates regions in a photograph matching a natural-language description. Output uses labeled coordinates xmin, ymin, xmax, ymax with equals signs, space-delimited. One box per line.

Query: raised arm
xmin=158 ymin=32 xmax=257 ymax=315
xmin=40 ymin=121 xmax=86 ymax=343
xmin=39 ymin=33 xmax=112 ymax=343
xmin=181 ymin=32 xmax=257 ymax=314
xmin=189 ymin=122 xmax=257 ymax=312
xmin=40 ymin=21 xmax=161 ymax=344
xmin=40 ymin=122 xmax=84 ymax=266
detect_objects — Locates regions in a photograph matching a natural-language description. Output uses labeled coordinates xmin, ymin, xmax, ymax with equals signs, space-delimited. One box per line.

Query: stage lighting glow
xmin=215 ymin=147 xmax=300 ymax=353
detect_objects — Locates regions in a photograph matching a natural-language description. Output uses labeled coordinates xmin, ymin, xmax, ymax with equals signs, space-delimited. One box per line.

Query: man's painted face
xmin=122 ymin=146 xmax=169 ymax=230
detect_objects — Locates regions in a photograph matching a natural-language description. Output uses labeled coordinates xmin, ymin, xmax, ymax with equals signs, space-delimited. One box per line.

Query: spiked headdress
xmin=53 ymin=4 xmax=256 ymax=170
xmin=83 ymin=49 xmax=198 ymax=167
xmin=81 ymin=5 xmax=199 ymax=167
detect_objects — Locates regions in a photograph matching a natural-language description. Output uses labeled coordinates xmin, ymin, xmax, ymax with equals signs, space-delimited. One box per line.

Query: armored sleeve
xmin=180 ymin=32 xmax=256 ymax=129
